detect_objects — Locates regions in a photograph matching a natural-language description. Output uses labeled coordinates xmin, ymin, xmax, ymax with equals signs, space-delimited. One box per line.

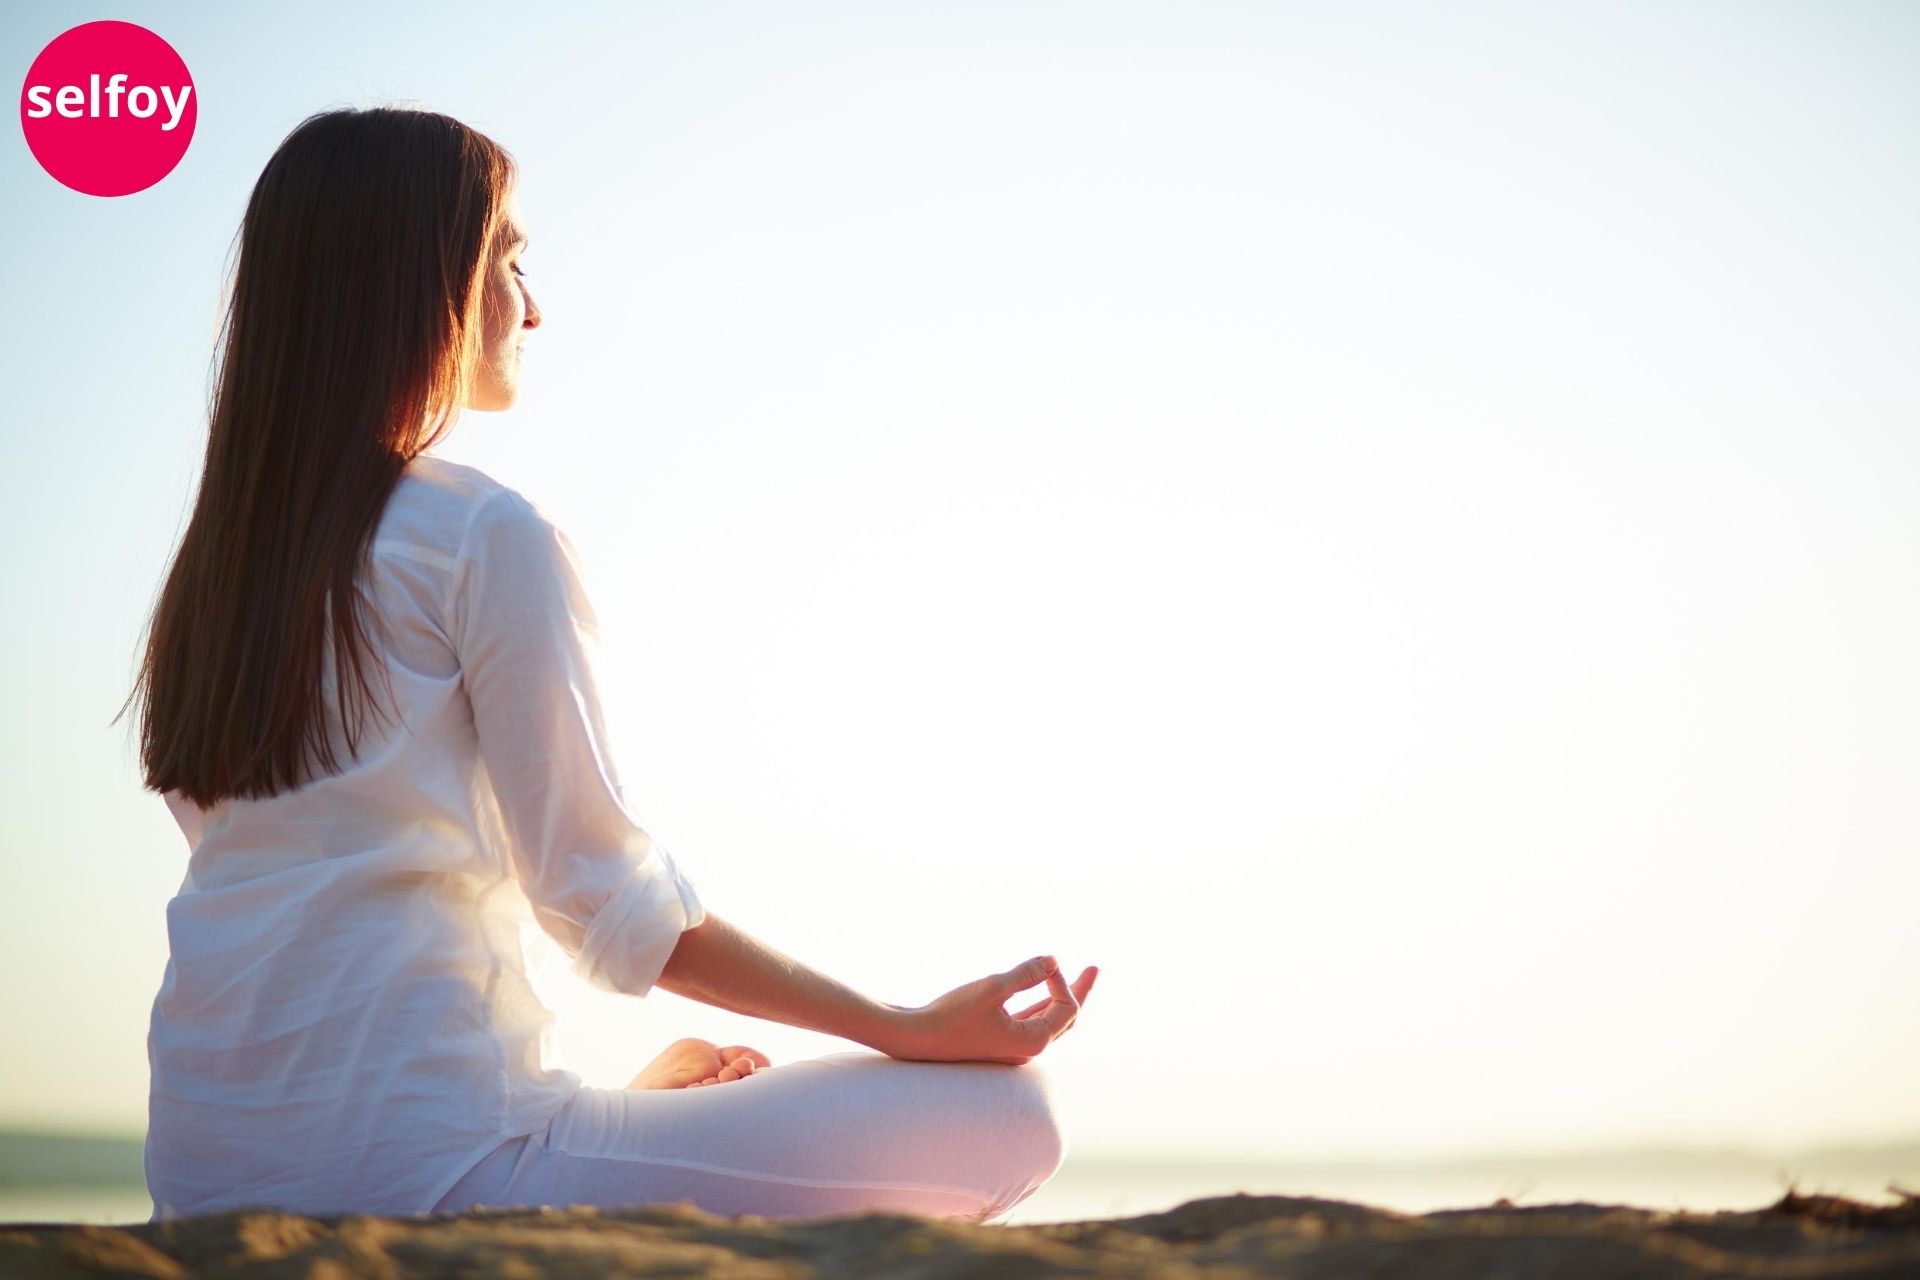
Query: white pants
xmin=430 ymin=1052 xmax=1067 ymax=1223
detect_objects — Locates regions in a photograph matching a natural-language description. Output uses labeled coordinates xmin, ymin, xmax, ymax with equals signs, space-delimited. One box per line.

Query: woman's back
xmin=145 ymin=453 xmax=703 ymax=1220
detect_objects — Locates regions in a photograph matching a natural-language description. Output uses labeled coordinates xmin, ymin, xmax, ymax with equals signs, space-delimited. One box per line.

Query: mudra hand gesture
xmin=891 ymin=955 xmax=1099 ymax=1066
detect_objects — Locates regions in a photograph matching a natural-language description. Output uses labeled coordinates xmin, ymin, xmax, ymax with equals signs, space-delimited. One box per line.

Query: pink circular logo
xmin=19 ymin=20 xmax=196 ymax=197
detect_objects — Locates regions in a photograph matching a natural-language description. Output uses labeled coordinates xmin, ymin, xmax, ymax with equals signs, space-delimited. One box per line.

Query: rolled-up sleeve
xmin=450 ymin=487 xmax=704 ymax=997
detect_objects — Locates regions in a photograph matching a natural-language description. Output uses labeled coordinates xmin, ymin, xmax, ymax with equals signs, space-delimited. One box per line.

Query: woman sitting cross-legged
xmin=122 ymin=104 xmax=1096 ymax=1227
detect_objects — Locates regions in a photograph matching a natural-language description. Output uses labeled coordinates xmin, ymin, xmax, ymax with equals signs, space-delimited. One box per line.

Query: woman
xmin=119 ymin=106 xmax=1097 ymax=1225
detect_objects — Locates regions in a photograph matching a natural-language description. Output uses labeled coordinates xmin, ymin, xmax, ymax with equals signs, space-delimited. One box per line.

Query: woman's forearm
xmin=654 ymin=911 xmax=915 ymax=1056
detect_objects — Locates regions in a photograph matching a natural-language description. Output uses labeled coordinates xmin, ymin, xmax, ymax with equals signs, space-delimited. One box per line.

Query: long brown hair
xmin=116 ymin=106 xmax=517 ymax=808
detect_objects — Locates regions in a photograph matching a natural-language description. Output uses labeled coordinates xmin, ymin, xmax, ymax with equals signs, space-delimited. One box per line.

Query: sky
xmin=2 ymin=0 xmax=1916 ymax=1165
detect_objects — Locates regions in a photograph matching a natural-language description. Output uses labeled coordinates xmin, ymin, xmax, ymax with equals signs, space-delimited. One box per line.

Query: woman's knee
xmin=954 ymin=1061 xmax=1065 ymax=1222
xmin=994 ymin=1061 xmax=1068 ymax=1183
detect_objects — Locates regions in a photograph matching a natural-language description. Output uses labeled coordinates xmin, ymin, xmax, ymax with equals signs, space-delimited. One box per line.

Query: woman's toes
xmin=717 ymin=1045 xmax=773 ymax=1070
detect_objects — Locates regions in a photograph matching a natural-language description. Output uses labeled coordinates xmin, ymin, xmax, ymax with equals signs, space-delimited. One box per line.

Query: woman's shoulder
xmin=378 ymin=453 xmax=550 ymax=567
xmin=395 ymin=452 xmax=516 ymax=511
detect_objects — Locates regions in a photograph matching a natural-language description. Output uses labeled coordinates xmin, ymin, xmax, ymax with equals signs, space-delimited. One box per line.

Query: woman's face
xmin=467 ymin=189 xmax=541 ymax=411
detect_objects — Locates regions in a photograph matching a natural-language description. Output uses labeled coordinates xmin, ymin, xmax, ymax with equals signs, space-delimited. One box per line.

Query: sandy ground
xmin=3 ymin=1186 xmax=1918 ymax=1278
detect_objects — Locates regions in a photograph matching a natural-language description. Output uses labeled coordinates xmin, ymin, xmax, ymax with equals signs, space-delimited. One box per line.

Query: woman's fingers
xmin=1019 ymin=965 xmax=1101 ymax=1044
xmin=1017 ymin=996 xmax=1078 ymax=1044
xmin=1007 ymin=963 xmax=1098 ymax=1024
xmin=1045 ymin=964 xmax=1078 ymax=1008
xmin=1010 ymin=994 xmax=1052 ymax=1020
xmin=997 ymin=955 xmax=1057 ymax=996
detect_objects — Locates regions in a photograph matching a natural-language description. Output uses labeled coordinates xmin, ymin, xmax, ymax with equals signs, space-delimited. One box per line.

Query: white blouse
xmin=144 ymin=453 xmax=705 ymax=1221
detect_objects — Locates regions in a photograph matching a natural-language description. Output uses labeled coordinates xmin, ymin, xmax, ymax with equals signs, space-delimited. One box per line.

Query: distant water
xmin=5 ymin=1140 xmax=1916 ymax=1228
xmin=0 ymin=1186 xmax=156 ymax=1227
xmin=1004 ymin=1148 xmax=1920 ymax=1226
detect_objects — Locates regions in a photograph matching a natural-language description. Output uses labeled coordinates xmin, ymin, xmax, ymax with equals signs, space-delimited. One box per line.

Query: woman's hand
xmin=886 ymin=956 xmax=1098 ymax=1065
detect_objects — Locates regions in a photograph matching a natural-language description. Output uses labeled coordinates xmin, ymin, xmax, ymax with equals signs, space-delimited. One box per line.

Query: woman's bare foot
xmin=626 ymin=1037 xmax=772 ymax=1090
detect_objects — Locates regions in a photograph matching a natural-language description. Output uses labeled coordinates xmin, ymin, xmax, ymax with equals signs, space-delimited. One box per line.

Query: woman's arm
xmin=654 ymin=912 xmax=911 ymax=1054
xmin=655 ymin=911 xmax=1098 ymax=1065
